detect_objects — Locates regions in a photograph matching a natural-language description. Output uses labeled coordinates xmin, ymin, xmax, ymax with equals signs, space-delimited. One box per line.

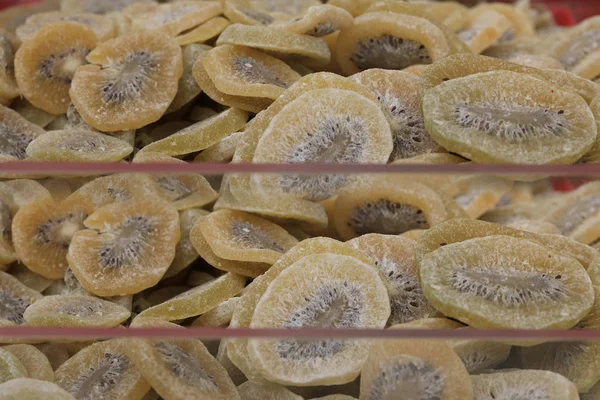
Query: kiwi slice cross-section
xmin=0 ymin=348 xmax=27 ymax=384
xmin=228 ymin=237 xmax=374 ymax=381
xmin=175 ymin=17 xmax=230 ymax=46
xmin=336 ymin=11 xmax=451 ymax=75
xmin=67 ymin=199 xmax=180 ymax=297
xmin=125 ymin=338 xmax=240 ymax=400
xmin=423 ymin=69 xmax=597 ymax=165
xmin=216 ymin=24 xmax=331 ymax=68
xmin=251 ymin=88 xmax=393 ymax=202
xmin=15 ymin=21 xmax=98 ymax=116
xmin=334 ymin=178 xmax=449 ymax=240
xmin=199 ymin=209 xmax=299 ymax=264
xmin=167 ymin=44 xmax=211 ymax=114
xmin=139 ymin=107 xmax=249 ymax=157
xmin=248 ymin=253 xmax=390 ymax=386
xmin=12 ymin=196 xmax=94 ymax=280
xmin=348 ymin=234 xmax=441 ymax=326
xmin=420 ymin=53 xmax=600 ymax=104
xmin=471 ymin=370 xmax=578 ymax=400
xmin=25 ymin=130 xmax=133 ymax=162
xmin=3 ymin=344 xmax=54 ymax=382
xmin=55 ymin=340 xmax=150 ymax=400
xmin=203 ymin=45 xmax=302 ymax=100
xmin=0 ymin=378 xmax=76 ymax=400
xmin=416 ymin=218 xmax=598 ymax=270
xmin=360 ymin=339 xmax=473 ymax=400
xmin=274 ymin=4 xmax=354 ymax=37
xmin=130 ymin=1 xmax=222 ymax=37
xmin=351 ymin=69 xmax=443 ymax=161
xmin=70 ymin=30 xmax=183 ymax=132
xmin=420 ymin=235 xmax=594 ymax=330
xmin=137 ymin=272 xmax=246 ymax=321
xmin=0 ymin=104 xmax=46 ymax=161
xmin=23 ymin=294 xmax=130 ymax=328
xmin=0 ymin=30 xmax=19 ymax=105
xmin=15 ymin=11 xmax=115 ymax=42
xmin=0 ymin=271 xmax=42 ymax=328
xmin=457 ymin=10 xmax=512 ymax=54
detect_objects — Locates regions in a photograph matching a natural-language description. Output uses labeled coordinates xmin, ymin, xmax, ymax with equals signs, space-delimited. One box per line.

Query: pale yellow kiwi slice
xmin=217 ymin=24 xmax=331 ymax=68
xmin=0 ymin=378 xmax=76 ymax=400
xmin=469 ymin=3 xmax=535 ymax=43
xmin=273 ymin=4 xmax=353 ymax=37
xmin=130 ymin=1 xmax=222 ymax=37
xmin=3 ymin=344 xmax=54 ymax=381
xmin=471 ymin=370 xmax=578 ymax=400
xmin=67 ymin=199 xmax=180 ymax=297
xmin=15 ymin=21 xmax=98 ymax=115
xmin=166 ymin=43 xmax=212 ymax=114
xmin=0 ymin=271 xmax=42 ymax=328
xmin=25 ymin=130 xmax=133 ymax=162
xmin=336 ymin=11 xmax=451 ymax=75
xmin=420 ymin=235 xmax=594 ymax=329
xmin=176 ymin=17 xmax=231 ymax=46
xmin=0 ymin=104 xmax=44 ymax=161
xmin=15 ymin=11 xmax=115 ymax=42
xmin=457 ymin=10 xmax=512 ymax=53
xmin=248 ymin=253 xmax=390 ymax=386
xmin=203 ymin=45 xmax=301 ymax=100
xmin=70 ymin=30 xmax=183 ymax=131
xmin=0 ymin=30 xmax=19 ymax=104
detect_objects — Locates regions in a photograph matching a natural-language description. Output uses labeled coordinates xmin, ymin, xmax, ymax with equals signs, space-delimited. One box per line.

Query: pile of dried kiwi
xmin=0 ymin=0 xmax=600 ymax=398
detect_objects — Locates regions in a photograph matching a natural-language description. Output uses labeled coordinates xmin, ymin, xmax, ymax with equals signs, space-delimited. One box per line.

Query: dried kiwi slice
xmin=336 ymin=11 xmax=451 ymax=75
xmin=190 ymin=214 xmax=271 ymax=278
xmin=65 ymin=173 xmax=164 ymax=210
xmin=0 ymin=348 xmax=27 ymax=383
xmin=228 ymin=237 xmax=373 ymax=381
xmin=55 ymin=340 xmax=150 ymax=400
xmin=416 ymin=218 xmax=598 ymax=270
xmin=0 ymin=271 xmax=42 ymax=327
xmin=360 ymin=339 xmax=473 ymax=400
xmin=195 ymin=131 xmax=242 ymax=163
xmin=199 ymin=210 xmax=299 ymax=264
xmin=351 ymin=69 xmax=443 ymax=160
xmin=274 ymin=4 xmax=353 ymax=37
xmin=137 ymin=273 xmax=245 ymax=321
xmin=420 ymin=53 xmax=600 ymax=103
xmin=248 ymin=253 xmax=390 ymax=386
xmin=420 ymin=235 xmax=594 ymax=329
xmin=519 ymin=259 xmax=600 ymax=392
xmin=70 ymin=30 xmax=183 ymax=132
xmin=12 ymin=196 xmax=94 ymax=280
xmin=176 ymin=17 xmax=230 ymax=46
xmin=238 ymin=380 xmax=303 ymax=400
xmin=15 ymin=21 xmax=98 ymax=116
xmin=16 ymin=11 xmax=114 ymax=42
xmin=0 ymin=30 xmax=18 ymax=104
xmin=203 ymin=45 xmax=301 ymax=100
xmin=67 ymin=199 xmax=180 ymax=297
xmin=348 ymin=234 xmax=441 ymax=326
xmin=333 ymin=178 xmax=449 ymax=240
xmin=139 ymin=108 xmax=248 ymax=157
xmin=470 ymin=3 xmax=536 ymax=43
xmin=191 ymin=297 xmax=239 ymax=328
xmin=216 ymin=24 xmax=331 ymax=67
xmin=166 ymin=208 xmax=209 ymax=279
xmin=167 ymin=44 xmax=211 ymax=114
xmin=0 ymin=378 xmax=75 ymax=400
xmin=133 ymin=152 xmax=219 ymax=210
xmin=457 ymin=10 xmax=512 ymax=53
xmin=251 ymin=88 xmax=393 ymax=202
xmin=543 ymin=181 xmax=600 ymax=244
xmin=130 ymin=1 xmax=222 ymax=37
xmin=26 ymin=130 xmax=133 ymax=162
xmin=423 ymin=70 xmax=597 ymax=165
xmin=550 ymin=16 xmax=600 ymax=72
xmin=192 ymin=52 xmax=273 ymax=113
xmin=0 ymin=104 xmax=46 ymax=161
xmin=3 ymin=344 xmax=54 ymax=381
xmin=23 ymin=295 xmax=130 ymax=327
xmin=450 ymin=175 xmax=513 ymax=218
xmin=125 ymin=338 xmax=240 ymax=400
xmin=471 ymin=370 xmax=578 ymax=400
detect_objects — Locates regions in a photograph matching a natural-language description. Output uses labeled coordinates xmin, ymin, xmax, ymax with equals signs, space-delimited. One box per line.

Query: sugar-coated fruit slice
xmin=248 ymin=253 xmax=390 ymax=386
xmin=0 ymin=378 xmax=76 ymax=400
xmin=3 ymin=344 xmax=54 ymax=381
xmin=70 ymin=30 xmax=183 ymax=132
